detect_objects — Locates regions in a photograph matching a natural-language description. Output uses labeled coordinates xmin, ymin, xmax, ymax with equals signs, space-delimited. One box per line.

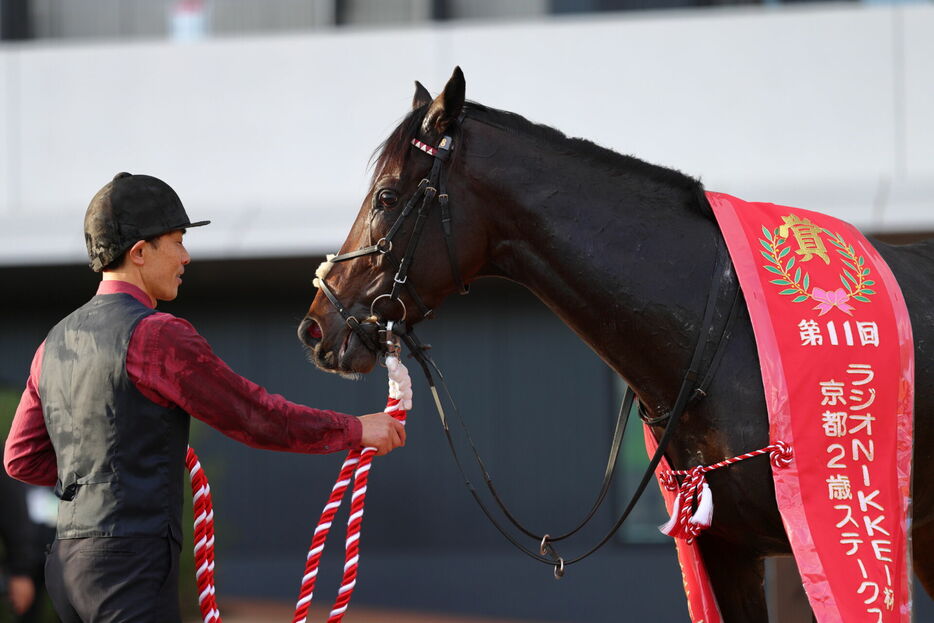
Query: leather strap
xmin=438 ymin=165 xmax=469 ymax=295
xmin=397 ymin=226 xmax=735 ymax=572
xmin=315 ymin=277 xmax=381 ymax=353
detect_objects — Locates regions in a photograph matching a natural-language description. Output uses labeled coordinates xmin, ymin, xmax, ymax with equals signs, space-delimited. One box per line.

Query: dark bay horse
xmin=298 ymin=67 xmax=934 ymax=621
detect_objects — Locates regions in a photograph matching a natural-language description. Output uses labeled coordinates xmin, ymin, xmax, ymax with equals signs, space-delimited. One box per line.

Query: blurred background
xmin=0 ymin=0 xmax=931 ymax=621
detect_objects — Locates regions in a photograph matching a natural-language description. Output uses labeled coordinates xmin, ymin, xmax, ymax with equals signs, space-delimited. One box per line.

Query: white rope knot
xmin=385 ymin=355 xmax=413 ymax=410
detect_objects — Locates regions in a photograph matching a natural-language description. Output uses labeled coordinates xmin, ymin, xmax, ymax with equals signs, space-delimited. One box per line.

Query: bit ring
xmin=370 ymin=294 xmax=407 ymax=323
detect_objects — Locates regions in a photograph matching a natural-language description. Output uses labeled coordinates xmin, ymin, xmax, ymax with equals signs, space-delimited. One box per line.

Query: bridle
xmin=314 ymin=131 xmax=467 ymax=356
xmin=313 ymin=120 xmax=741 ymax=578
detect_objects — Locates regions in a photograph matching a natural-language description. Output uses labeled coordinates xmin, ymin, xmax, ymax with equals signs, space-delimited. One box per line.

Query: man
xmin=0 ymin=469 xmax=39 ymax=620
xmin=3 ymin=172 xmax=405 ymax=622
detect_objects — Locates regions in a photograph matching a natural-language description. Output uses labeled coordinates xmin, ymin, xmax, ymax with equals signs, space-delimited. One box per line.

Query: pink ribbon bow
xmin=812 ymin=287 xmax=855 ymax=316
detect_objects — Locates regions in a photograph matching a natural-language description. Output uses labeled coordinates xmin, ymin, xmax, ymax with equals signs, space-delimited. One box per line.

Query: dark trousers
xmin=45 ymin=537 xmax=181 ymax=623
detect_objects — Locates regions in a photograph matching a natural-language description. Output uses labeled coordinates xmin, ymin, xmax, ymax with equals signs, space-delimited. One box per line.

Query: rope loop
xmin=657 ymin=441 xmax=792 ymax=544
xmin=658 ymin=471 xmax=679 ymax=491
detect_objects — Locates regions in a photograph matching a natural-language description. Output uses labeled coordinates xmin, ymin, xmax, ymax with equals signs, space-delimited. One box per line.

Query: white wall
xmin=1 ymin=3 xmax=931 ymax=266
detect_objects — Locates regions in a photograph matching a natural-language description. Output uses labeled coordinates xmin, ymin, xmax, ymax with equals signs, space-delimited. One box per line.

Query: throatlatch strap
xmin=438 ymin=166 xmax=468 ymax=295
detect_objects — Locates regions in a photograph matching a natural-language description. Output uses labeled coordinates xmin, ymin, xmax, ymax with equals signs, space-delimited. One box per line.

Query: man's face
xmin=140 ymin=230 xmax=190 ymax=302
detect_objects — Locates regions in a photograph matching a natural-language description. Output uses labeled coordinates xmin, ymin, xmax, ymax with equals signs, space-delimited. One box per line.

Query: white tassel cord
xmin=657 ymin=441 xmax=792 ymax=544
xmin=690 ymin=482 xmax=713 ymax=528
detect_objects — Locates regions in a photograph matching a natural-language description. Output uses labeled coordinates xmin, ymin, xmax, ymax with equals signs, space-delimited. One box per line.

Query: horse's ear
xmin=422 ymin=66 xmax=465 ymax=136
xmin=412 ymin=81 xmax=432 ymax=110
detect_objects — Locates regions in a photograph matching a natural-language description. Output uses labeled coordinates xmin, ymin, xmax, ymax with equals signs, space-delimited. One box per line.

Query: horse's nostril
xmin=308 ymin=321 xmax=323 ymax=340
xmin=299 ymin=317 xmax=324 ymax=347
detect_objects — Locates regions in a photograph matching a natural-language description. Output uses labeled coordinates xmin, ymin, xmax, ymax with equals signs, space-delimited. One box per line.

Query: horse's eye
xmin=376 ymin=189 xmax=399 ymax=209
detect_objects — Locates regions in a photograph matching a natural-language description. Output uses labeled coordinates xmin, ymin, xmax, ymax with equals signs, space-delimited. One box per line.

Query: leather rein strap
xmin=398 ymin=232 xmax=738 ymax=577
xmin=314 ymin=126 xmax=740 ymax=577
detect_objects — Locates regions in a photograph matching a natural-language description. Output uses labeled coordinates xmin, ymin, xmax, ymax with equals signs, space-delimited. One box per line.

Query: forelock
xmin=370 ymin=107 xmax=429 ymax=183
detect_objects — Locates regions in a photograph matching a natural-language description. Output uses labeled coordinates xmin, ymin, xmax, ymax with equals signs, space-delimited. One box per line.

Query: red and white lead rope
xmin=657 ymin=440 xmax=793 ymax=544
xmin=186 ymin=447 xmax=221 ymax=623
xmin=293 ymin=355 xmax=411 ymax=623
xmin=186 ymin=354 xmax=412 ymax=623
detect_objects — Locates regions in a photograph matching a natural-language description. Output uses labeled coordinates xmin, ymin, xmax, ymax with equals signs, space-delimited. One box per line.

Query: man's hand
xmin=8 ymin=575 xmax=35 ymax=615
xmin=358 ymin=413 xmax=406 ymax=456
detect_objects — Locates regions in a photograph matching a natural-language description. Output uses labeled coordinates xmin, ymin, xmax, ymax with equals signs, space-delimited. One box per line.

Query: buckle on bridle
xmin=379 ymin=320 xmax=403 ymax=358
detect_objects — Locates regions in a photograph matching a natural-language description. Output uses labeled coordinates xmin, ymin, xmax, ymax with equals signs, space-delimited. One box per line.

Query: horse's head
xmin=299 ymin=67 xmax=488 ymax=376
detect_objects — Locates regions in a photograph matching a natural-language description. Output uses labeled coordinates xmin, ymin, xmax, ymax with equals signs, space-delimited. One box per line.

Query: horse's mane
xmin=371 ymin=100 xmax=708 ymax=215
xmin=463 ymin=102 xmax=703 ymax=197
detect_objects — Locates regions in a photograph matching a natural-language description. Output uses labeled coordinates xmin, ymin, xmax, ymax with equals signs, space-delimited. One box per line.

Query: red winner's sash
xmin=708 ymin=192 xmax=913 ymax=621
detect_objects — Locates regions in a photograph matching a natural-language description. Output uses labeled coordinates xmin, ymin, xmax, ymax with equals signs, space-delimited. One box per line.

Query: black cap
xmin=84 ymin=172 xmax=210 ymax=272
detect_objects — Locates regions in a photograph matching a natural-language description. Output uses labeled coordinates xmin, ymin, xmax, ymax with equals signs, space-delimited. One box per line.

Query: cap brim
xmin=186 ymin=220 xmax=211 ymax=228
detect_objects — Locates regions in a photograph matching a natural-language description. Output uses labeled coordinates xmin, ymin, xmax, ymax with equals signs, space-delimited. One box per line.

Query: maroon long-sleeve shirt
xmin=4 ymin=280 xmax=361 ymax=485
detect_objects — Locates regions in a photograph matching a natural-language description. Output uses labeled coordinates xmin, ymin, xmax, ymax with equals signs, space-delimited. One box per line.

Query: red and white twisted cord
xmin=187 ymin=355 xmax=411 ymax=623
xmin=291 ymin=449 xmax=363 ymax=623
xmin=186 ymin=447 xmax=222 ymax=623
xmin=294 ymin=355 xmax=411 ymax=623
xmin=657 ymin=440 xmax=793 ymax=543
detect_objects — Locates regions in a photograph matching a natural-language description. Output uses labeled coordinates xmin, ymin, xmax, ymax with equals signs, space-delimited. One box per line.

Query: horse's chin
xmin=307 ymin=335 xmax=378 ymax=378
xmin=338 ymin=344 xmax=378 ymax=377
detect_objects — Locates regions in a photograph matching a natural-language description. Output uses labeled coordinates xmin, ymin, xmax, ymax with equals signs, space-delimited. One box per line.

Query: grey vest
xmin=39 ymin=293 xmax=190 ymax=541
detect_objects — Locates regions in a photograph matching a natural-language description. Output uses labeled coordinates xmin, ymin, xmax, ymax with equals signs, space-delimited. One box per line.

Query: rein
xmin=313 ymin=126 xmax=741 ymax=578
xmin=393 ymin=239 xmax=738 ymax=576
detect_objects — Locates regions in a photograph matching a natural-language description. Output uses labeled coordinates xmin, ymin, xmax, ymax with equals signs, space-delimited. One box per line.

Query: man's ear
xmin=127 ymin=240 xmax=147 ymax=266
xmin=421 ymin=66 xmax=465 ymax=136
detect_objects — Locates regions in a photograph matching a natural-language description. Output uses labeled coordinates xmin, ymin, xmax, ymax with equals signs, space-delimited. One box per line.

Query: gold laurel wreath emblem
xmin=758 ymin=224 xmax=876 ymax=305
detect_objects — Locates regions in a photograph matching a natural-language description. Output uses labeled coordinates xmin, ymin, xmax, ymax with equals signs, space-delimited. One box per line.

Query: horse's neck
xmin=476 ymin=137 xmax=720 ymax=411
